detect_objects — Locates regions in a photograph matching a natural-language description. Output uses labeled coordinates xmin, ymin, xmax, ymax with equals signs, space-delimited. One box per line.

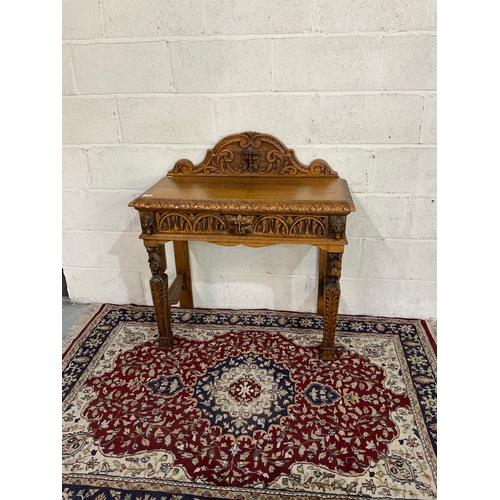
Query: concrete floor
xmin=62 ymin=297 xmax=90 ymax=338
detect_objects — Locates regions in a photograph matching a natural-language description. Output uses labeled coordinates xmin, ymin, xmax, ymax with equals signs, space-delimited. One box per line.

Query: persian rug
xmin=62 ymin=304 xmax=437 ymax=500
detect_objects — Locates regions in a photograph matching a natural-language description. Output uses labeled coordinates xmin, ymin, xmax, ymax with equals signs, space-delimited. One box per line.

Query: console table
xmin=129 ymin=132 xmax=355 ymax=361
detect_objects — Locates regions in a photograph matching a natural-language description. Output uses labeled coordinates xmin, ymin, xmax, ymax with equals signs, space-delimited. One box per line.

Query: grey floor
xmin=62 ymin=297 xmax=90 ymax=338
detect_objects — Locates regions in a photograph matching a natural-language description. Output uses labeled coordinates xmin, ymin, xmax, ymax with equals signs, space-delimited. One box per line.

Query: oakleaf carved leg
xmin=146 ymin=244 xmax=173 ymax=350
xmin=320 ymin=252 xmax=343 ymax=361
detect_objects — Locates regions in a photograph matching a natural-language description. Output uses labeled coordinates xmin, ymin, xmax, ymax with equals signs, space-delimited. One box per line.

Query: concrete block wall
xmin=62 ymin=0 xmax=437 ymax=319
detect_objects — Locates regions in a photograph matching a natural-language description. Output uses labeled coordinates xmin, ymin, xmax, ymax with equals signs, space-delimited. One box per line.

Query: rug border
xmin=62 ymin=304 xmax=436 ymax=500
xmin=61 ymin=473 xmax=381 ymax=500
xmin=62 ymin=303 xmax=437 ymax=360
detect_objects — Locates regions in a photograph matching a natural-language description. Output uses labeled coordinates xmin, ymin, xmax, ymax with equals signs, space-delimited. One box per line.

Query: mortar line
xmin=63 ymin=90 xmax=437 ymax=98
xmin=203 ymin=0 xmax=210 ymax=34
xmin=63 ymin=143 xmax=212 ymax=148
xmin=67 ymin=44 xmax=80 ymax=94
xmin=95 ymin=226 xmax=106 ymax=270
xmin=378 ymin=36 xmax=388 ymax=89
xmin=82 ymin=148 xmax=93 ymax=188
xmin=419 ymin=94 xmax=428 ymax=144
xmin=63 ymin=188 xmax=144 ymax=195
xmin=393 ymin=281 xmax=402 ymax=310
xmin=165 ymin=41 xmax=175 ymax=92
xmin=113 ymin=96 xmax=124 ymax=142
xmin=62 ymin=31 xmax=437 ymax=44
xmin=357 ymin=238 xmax=364 ymax=278
xmin=64 ymin=187 xmax=435 ymax=200
xmin=353 ymin=191 xmax=437 ymax=197
xmin=211 ymin=96 xmax=220 ymax=141
xmin=271 ymin=39 xmax=276 ymax=91
xmin=98 ymin=0 xmax=107 ymax=37
xmin=367 ymin=150 xmax=375 ymax=191
xmin=353 ymin=193 xmax=419 ymax=199
xmin=63 ymin=229 xmax=146 ymax=235
xmin=313 ymin=93 xmax=321 ymax=143
xmin=311 ymin=0 xmax=319 ymax=32
xmin=62 ymin=265 xmax=153 ymax=273
xmin=61 ymin=264 xmax=438 ymax=283
xmin=62 ymin=143 xmax=437 ymax=149
xmin=404 ymin=195 xmax=415 ymax=238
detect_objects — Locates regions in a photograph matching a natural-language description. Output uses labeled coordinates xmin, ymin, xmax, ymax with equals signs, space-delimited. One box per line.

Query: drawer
xmin=140 ymin=211 xmax=346 ymax=241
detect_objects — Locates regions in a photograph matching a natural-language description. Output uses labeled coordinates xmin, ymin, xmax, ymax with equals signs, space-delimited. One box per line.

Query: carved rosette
xmin=156 ymin=212 xmax=329 ymax=238
xmin=168 ymin=132 xmax=338 ymax=177
xmin=321 ymin=252 xmax=343 ymax=361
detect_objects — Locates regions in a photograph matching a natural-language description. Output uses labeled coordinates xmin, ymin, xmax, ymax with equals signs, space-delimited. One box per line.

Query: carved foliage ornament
xmin=169 ymin=132 xmax=338 ymax=177
xmin=157 ymin=212 xmax=328 ymax=238
xmin=325 ymin=252 xmax=343 ymax=285
xmin=322 ymin=252 xmax=343 ymax=352
xmin=146 ymin=245 xmax=166 ymax=276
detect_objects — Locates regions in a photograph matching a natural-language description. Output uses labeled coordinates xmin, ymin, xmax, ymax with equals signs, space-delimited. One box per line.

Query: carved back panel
xmin=168 ymin=132 xmax=338 ymax=177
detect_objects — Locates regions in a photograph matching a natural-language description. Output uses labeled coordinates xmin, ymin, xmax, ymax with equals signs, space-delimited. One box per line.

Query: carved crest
xmin=168 ymin=132 xmax=338 ymax=177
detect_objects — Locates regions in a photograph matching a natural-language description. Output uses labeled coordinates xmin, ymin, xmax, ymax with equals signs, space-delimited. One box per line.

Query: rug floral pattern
xmin=62 ymin=305 xmax=436 ymax=500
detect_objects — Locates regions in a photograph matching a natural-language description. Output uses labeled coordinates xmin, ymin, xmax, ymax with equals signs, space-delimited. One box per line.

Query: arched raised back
xmin=168 ymin=132 xmax=338 ymax=177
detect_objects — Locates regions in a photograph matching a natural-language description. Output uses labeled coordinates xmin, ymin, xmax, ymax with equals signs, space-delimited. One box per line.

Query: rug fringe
xmin=62 ymin=303 xmax=102 ymax=355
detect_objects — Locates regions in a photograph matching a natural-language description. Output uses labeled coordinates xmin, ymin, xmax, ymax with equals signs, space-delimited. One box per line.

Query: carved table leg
xmin=320 ymin=252 xmax=343 ymax=361
xmin=173 ymin=241 xmax=194 ymax=308
xmin=146 ymin=243 xmax=173 ymax=350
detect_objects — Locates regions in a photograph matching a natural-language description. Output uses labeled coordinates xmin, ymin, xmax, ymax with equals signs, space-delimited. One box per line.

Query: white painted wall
xmin=62 ymin=0 xmax=437 ymax=319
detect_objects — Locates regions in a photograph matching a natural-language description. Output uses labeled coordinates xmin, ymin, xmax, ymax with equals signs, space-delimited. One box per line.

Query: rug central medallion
xmin=193 ymin=353 xmax=295 ymax=436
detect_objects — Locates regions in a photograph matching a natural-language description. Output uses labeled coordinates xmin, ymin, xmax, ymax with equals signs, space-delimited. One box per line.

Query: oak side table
xmin=129 ymin=132 xmax=355 ymax=361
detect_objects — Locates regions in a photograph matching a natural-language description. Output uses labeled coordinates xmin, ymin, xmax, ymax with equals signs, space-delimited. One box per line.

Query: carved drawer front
xmin=155 ymin=212 xmax=333 ymax=238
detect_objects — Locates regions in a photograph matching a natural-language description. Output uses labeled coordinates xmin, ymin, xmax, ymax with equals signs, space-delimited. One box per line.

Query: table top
xmin=129 ymin=174 xmax=355 ymax=215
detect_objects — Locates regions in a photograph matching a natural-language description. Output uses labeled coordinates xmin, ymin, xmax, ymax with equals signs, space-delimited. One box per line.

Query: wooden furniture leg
xmin=317 ymin=248 xmax=326 ymax=316
xmin=145 ymin=243 xmax=173 ymax=350
xmin=173 ymin=241 xmax=194 ymax=308
xmin=320 ymin=252 xmax=343 ymax=361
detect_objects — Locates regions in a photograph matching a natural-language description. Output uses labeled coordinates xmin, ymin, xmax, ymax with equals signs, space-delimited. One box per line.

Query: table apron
xmin=140 ymin=211 xmax=347 ymax=242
